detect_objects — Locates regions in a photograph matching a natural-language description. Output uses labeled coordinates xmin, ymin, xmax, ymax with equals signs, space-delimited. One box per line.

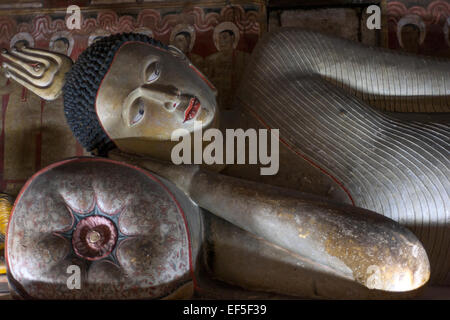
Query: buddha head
xmin=49 ymin=32 xmax=74 ymax=56
xmin=63 ymin=33 xmax=217 ymax=157
xmin=173 ymin=31 xmax=192 ymax=54
xmin=10 ymin=32 xmax=34 ymax=50
xmin=51 ymin=38 xmax=70 ymax=55
xmin=218 ymin=30 xmax=234 ymax=51
xmin=213 ymin=22 xmax=240 ymax=52
xmin=170 ymin=24 xmax=196 ymax=55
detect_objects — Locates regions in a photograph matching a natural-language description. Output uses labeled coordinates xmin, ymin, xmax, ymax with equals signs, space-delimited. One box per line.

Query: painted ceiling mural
xmin=386 ymin=0 xmax=450 ymax=57
xmin=0 ymin=0 xmax=448 ymax=196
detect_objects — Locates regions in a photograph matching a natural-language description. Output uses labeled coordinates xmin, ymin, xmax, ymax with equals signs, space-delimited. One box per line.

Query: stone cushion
xmin=6 ymin=157 xmax=194 ymax=299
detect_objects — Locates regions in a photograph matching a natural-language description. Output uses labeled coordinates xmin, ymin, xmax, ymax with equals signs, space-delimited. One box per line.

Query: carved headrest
xmin=6 ymin=157 xmax=195 ymax=299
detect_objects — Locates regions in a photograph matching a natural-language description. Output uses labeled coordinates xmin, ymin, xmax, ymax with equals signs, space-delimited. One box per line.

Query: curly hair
xmin=63 ymin=33 xmax=167 ymax=155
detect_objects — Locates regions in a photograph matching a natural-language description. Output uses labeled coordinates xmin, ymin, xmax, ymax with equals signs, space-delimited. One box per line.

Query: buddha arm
xmin=109 ymin=151 xmax=430 ymax=292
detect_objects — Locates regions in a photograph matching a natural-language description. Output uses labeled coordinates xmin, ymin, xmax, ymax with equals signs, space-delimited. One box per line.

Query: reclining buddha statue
xmin=5 ymin=157 xmax=429 ymax=299
xmin=1 ymin=28 xmax=449 ymax=298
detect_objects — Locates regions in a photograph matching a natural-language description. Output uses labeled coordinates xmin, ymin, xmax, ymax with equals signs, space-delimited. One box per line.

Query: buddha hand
xmin=1 ymin=45 xmax=72 ymax=100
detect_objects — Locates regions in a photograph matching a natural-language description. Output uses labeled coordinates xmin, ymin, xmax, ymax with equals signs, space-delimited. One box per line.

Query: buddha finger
xmin=2 ymin=62 xmax=47 ymax=88
xmin=5 ymin=67 xmax=62 ymax=101
xmin=10 ymin=47 xmax=51 ymax=69
xmin=3 ymin=69 xmax=50 ymax=99
xmin=1 ymin=49 xmax=45 ymax=78
xmin=6 ymin=67 xmax=61 ymax=100
xmin=19 ymin=46 xmax=63 ymax=65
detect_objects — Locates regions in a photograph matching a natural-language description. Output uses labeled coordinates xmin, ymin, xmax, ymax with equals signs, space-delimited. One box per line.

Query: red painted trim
xmin=241 ymin=100 xmax=355 ymax=206
xmin=6 ymin=156 xmax=197 ymax=290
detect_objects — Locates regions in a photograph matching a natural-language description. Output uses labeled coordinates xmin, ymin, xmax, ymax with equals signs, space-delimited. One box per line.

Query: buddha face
xmin=51 ymin=38 xmax=70 ymax=55
xmin=96 ymin=41 xmax=217 ymax=156
xmin=401 ymin=24 xmax=420 ymax=53
xmin=218 ymin=30 xmax=235 ymax=51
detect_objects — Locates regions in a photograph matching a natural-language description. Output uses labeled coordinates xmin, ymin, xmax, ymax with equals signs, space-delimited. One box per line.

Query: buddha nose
xmin=139 ymin=84 xmax=181 ymax=110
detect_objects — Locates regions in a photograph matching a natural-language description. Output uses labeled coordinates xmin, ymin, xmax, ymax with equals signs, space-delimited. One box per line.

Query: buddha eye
xmin=145 ymin=61 xmax=161 ymax=83
xmin=130 ymin=97 xmax=145 ymax=126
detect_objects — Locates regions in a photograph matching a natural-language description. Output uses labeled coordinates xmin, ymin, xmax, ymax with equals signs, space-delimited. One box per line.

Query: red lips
xmin=184 ymin=97 xmax=201 ymax=122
